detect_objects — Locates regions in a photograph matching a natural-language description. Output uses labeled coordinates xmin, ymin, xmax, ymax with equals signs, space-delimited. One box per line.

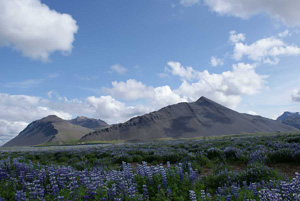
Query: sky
xmin=1 ymin=0 xmax=300 ymax=145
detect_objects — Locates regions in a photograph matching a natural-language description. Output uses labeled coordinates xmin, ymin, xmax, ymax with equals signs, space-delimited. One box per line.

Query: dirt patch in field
xmin=201 ymin=167 xmax=213 ymax=176
xmin=267 ymin=163 xmax=300 ymax=178
xmin=231 ymin=164 xmax=246 ymax=172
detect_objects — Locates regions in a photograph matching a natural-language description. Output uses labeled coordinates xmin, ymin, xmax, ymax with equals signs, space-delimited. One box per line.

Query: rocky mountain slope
xmin=277 ymin=112 xmax=300 ymax=130
xmin=3 ymin=115 xmax=94 ymax=147
xmin=80 ymin=97 xmax=297 ymax=142
xmin=69 ymin=116 xmax=109 ymax=130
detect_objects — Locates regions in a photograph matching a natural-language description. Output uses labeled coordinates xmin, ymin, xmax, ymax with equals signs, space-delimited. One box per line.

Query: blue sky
xmin=1 ymin=0 xmax=300 ymax=144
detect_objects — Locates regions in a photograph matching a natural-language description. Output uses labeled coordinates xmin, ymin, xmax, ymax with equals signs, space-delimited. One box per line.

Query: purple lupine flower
xmin=143 ymin=184 xmax=149 ymax=200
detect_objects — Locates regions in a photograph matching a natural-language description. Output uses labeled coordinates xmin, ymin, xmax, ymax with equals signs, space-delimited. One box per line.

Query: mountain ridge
xmin=2 ymin=115 xmax=108 ymax=147
xmin=69 ymin=116 xmax=109 ymax=130
xmin=80 ymin=96 xmax=297 ymax=142
xmin=277 ymin=111 xmax=300 ymax=130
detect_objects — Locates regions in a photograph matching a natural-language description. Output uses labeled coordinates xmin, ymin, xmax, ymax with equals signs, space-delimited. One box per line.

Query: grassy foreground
xmin=0 ymin=132 xmax=299 ymax=200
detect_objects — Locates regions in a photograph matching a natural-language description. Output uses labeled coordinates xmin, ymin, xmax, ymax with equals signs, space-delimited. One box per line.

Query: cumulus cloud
xmin=210 ymin=56 xmax=224 ymax=67
xmin=231 ymin=32 xmax=300 ymax=64
xmin=110 ymin=64 xmax=128 ymax=74
xmin=103 ymin=79 xmax=154 ymax=101
xmin=291 ymin=89 xmax=300 ymax=102
xmin=152 ymin=86 xmax=187 ymax=108
xmin=180 ymin=0 xmax=200 ymax=7
xmin=0 ymin=120 xmax=28 ymax=138
xmin=170 ymin=62 xmax=266 ymax=108
xmin=229 ymin=30 xmax=246 ymax=44
xmin=166 ymin=61 xmax=200 ymax=81
xmin=0 ymin=93 xmax=150 ymax=125
xmin=0 ymin=0 xmax=78 ymax=61
xmin=105 ymin=62 xmax=266 ymax=109
xmin=204 ymin=0 xmax=300 ymax=26
xmin=84 ymin=96 xmax=150 ymax=122
xmin=0 ymin=93 xmax=71 ymax=123
xmin=103 ymin=79 xmax=186 ymax=108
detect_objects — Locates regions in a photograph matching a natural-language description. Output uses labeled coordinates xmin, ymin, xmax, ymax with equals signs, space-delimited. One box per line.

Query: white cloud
xmin=173 ymin=62 xmax=266 ymax=108
xmin=0 ymin=93 xmax=71 ymax=123
xmin=291 ymin=89 xmax=300 ymax=102
xmin=180 ymin=0 xmax=200 ymax=7
xmin=110 ymin=64 xmax=127 ymax=74
xmin=229 ymin=30 xmax=246 ymax=44
xmin=104 ymin=62 xmax=266 ymax=110
xmin=166 ymin=61 xmax=200 ymax=80
xmin=4 ymin=79 xmax=44 ymax=89
xmin=0 ymin=120 xmax=28 ymax=137
xmin=158 ymin=73 xmax=169 ymax=78
xmin=278 ymin=30 xmax=290 ymax=38
xmin=85 ymin=96 xmax=150 ymax=122
xmin=232 ymin=33 xmax=300 ymax=64
xmin=167 ymin=61 xmax=265 ymax=97
xmin=0 ymin=0 xmax=78 ymax=61
xmin=210 ymin=56 xmax=224 ymax=67
xmin=247 ymin=111 xmax=258 ymax=115
xmin=103 ymin=79 xmax=186 ymax=108
xmin=103 ymin=79 xmax=154 ymax=101
xmin=152 ymin=86 xmax=187 ymax=108
xmin=204 ymin=0 xmax=300 ymax=26
xmin=47 ymin=91 xmax=65 ymax=101
xmin=0 ymin=120 xmax=28 ymax=145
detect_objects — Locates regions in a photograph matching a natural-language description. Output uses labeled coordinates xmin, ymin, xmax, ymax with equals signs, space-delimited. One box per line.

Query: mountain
xmin=277 ymin=112 xmax=300 ymax=130
xmin=69 ymin=116 xmax=109 ymax=130
xmin=80 ymin=97 xmax=297 ymax=142
xmin=3 ymin=115 xmax=93 ymax=147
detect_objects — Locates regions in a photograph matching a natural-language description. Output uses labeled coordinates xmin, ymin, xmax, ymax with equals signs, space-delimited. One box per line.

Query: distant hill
xmin=3 ymin=115 xmax=93 ymax=147
xmin=69 ymin=116 xmax=109 ymax=130
xmin=80 ymin=97 xmax=297 ymax=142
xmin=277 ymin=112 xmax=300 ymax=130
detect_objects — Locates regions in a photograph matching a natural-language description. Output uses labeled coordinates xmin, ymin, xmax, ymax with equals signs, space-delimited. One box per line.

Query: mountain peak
xmin=277 ymin=111 xmax=300 ymax=121
xmin=195 ymin=96 xmax=218 ymax=105
xmin=74 ymin=116 xmax=88 ymax=121
xmin=276 ymin=111 xmax=300 ymax=129
xmin=196 ymin=96 xmax=210 ymax=102
xmin=80 ymin=96 xmax=297 ymax=143
xmin=40 ymin=115 xmax=63 ymax=122
xmin=69 ymin=116 xmax=109 ymax=130
xmin=3 ymin=115 xmax=93 ymax=147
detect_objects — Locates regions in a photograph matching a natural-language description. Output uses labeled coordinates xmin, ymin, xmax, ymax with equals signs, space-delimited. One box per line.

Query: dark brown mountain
xmin=277 ymin=112 xmax=300 ymax=130
xmin=3 ymin=115 xmax=93 ymax=147
xmin=69 ymin=116 xmax=109 ymax=130
xmin=80 ymin=97 xmax=297 ymax=142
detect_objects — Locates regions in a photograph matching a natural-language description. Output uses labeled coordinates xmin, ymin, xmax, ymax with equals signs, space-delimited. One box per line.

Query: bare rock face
xmin=277 ymin=112 xmax=300 ymax=130
xmin=80 ymin=97 xmax=297 ymax=142
xmin=3 ymin=115 xmax=93 ymax=147
xmin=69 ymin=116 xmax=109 ymax=130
